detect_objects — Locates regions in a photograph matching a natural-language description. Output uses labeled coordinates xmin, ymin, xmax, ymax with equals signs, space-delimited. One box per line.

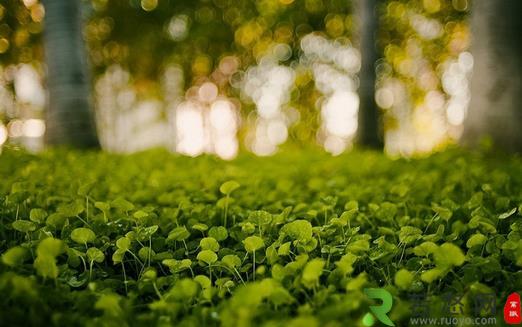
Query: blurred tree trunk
xmin=42 ymin=0 xmax=99 ymax=148
xmin=463 ymin=0 xmax=522 ymax=152
xmin=355 ymin=0 xmax=383 ymax=149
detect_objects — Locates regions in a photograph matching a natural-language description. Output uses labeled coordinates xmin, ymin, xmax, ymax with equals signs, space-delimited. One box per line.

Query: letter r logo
xmin=363 ymin=288 xmax=395 ymax=326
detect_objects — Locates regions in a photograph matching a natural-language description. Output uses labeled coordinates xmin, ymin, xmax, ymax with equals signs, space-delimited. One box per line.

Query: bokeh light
xmin=241 ymin=51 xmax=295 ymax=156
xmin=0 ymin=0 xmax=472 ymax=157
xmin=0 ymin=123 xmax=8 ymax=145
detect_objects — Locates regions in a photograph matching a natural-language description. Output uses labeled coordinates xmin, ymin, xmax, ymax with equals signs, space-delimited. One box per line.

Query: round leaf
xmin=133 ymin=210 xmax=149 ymax=219
xmin=87 ymin=247 xmax=105 ymax=263
xmin=2 ymin=246 xmax=29 ymax=267
xmin=34 ymin=255 xmax=58 ymax=279
xmin=499 ymin=207 xmax=517 ymax=219
xmin=179 ymin=259 xmax=192 ymax=269
xmin=434 ymin=243 xmax=465 ymax=268
xmin=194 ymin=275 xmax=212 ymax=289
xmin=302 ymin=259 xmax=325 ymax=289
xmin=111 ymin=198 xmax=135 ymax=211
xmin=208 ymin=226 xmax=228 ymax=241
xmin=112 ymin=249 xmax=126 ymax=264
xmin=248 ymin=210 xmax=272 ymax=225
xmin=466 ymin=233 xmax=488 ymax=248
xmin=94 ymin=202 xmax=110 ymax=213
xmin=219 ymin=180 xmax=240 ymax=195
xmin=399 ymin=226 xmax=422 ymax=245
xmin=197 ymin=250 xmax=218 ymax=265
xmin=29 ymin=208 xmax=47 ymax=224
xmin=138 ymin=247 xmax=155 ymax=261
xmin=116 ymin=237 xmax=131 ymax=251
xmin=192 ymin=223 xmax=208 ymax=232
xmin=167 ymin=226 xmax=190 ymax=241
xmin=37 ymin=237 xmax=64 ymax=258
xmin=12 ymin=220 xmax=37 ymax=233
xmin=281 ymin=220 xmax=313 ymax=241
xmin=200 ymin=237 xmax=220 ymax=252
xmin=243 ymin=236 xmax=265 ymax=253
xmin=70 ymin=228 xmax=96 ymax=245
xmin=222 ymin=254 xmax=241 ymax=269
xmin=395 ymin=269 xmax=414 ymax=290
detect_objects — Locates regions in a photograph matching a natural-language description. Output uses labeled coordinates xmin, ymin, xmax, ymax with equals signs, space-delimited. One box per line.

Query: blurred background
xmin=0 ymin=0 xmax=491 ymax=158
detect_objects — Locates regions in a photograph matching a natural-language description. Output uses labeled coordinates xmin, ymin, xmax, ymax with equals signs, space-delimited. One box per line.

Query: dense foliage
xmin=0 ymin=147 xmax=521 ymax=326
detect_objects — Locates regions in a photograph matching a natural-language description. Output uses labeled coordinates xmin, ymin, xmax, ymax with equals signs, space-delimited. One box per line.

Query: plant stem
xmin=253 ymin=251 xmax=256 ymax=281
xmin=121 ymin=262 xmax=128 ymax=294
xmin=148 ymin=237 xmax=152 ymax=267
xmin=224 ymin=194 xmax=229 ymax=227
xmin=234 ymin=268 xmax=246 ymax=285
xmin=182 ymin=240 xmax=189 ymax=255
xmin=75 ymin=215 xmax=92 ymax=228
xmin=153 ymin=282 xmax=163 ymax=300
xmin=79 ymin=255 xmax=87 ymax=272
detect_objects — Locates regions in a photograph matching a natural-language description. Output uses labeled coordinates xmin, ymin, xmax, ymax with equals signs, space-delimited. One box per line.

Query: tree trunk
xmin=463 ymin=0 xmax=522 ymax=152
xmin=42 ymin=0 xmax=99 ymax=148
xmin=355 ymin=0 xmax=383 ymax=148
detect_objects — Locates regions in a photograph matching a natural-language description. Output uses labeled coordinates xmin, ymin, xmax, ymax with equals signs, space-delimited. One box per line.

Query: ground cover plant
xmin=0 ymin=147 xmax=521 ymax=326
